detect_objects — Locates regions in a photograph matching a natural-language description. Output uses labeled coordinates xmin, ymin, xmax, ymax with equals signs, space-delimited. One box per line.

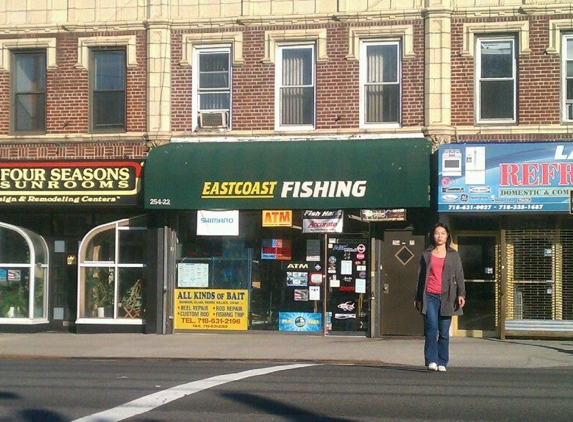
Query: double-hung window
xmin=360 ymin=40 xmax=401 ymax=126
xmin=195 ymin=48 xmax=231 ymax=129
xmin=12 ymin=51 xmax=46 ymax=133
xmin=564 ymin=36 xmax=573 ymax=122
xmin=276 ymin=45 xmax=315 ymax=130
xmin=91 ymin=49 xmax=126 ymax=132
xmin=476 ymin=37 xmax=516 ymax=123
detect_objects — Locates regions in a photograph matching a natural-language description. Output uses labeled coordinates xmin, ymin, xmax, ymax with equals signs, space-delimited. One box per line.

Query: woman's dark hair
xmin=429 ymin=222 xmax=451 ymax=248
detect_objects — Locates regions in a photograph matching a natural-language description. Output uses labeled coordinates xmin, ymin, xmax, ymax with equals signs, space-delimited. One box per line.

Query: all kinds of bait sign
xmin=174 ymin=289 xmax=248 ymax=330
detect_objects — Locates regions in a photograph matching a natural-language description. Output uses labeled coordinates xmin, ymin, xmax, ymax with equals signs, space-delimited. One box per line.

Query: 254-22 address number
xmin=149 ymin=198 xmax=171 ymax=206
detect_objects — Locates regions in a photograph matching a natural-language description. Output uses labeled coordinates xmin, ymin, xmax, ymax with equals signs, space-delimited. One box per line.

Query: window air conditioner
xmin=199 ymin=111 xmax=229 ymax=129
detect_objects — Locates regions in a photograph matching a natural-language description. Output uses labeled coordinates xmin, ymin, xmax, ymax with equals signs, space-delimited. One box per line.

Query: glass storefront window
xmin=0 ymin=222 xmax=48 ymax=321
xmin=77 ymin=216 xmax=146 ymax=321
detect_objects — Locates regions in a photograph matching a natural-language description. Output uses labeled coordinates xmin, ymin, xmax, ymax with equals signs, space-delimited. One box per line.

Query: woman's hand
xmin=458 ymin=296 xmax=466 ymax=308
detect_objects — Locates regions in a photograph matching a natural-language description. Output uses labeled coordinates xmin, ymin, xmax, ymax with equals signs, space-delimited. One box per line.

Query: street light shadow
xmin=220 ymin=391 xmax=353 ymax=421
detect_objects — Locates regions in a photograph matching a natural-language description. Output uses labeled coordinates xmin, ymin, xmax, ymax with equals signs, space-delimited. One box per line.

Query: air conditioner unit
xmin=199 ymin=111 xmax=229 ymax=129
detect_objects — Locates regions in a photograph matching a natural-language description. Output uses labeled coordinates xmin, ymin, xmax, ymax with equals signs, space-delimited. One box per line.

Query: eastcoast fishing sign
xmin=0 ymin=160 xmax=143 ymax=206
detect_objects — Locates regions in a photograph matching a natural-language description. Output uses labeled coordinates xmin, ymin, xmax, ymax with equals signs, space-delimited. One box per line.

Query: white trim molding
xmin=547 ymin=19 xmax=573 ymax=55
xmin=262 ymin=28 xmax=328 ymax=64
xmin=0 ymin=38 xmax=57 ymax=71
xmin=180 ymin=32 xmax=244 ymax=67
xmin=347 ymin=25 xmax=414 ymax=61
xmin=76 ymin=35 xmax=137 ymax=69
xmin=462 ymin=21 xmax=530 ymax=57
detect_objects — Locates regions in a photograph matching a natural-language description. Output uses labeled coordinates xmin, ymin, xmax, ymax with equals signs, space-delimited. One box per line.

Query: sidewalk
xmin=0 ymin=332 xmax=572 ymax=368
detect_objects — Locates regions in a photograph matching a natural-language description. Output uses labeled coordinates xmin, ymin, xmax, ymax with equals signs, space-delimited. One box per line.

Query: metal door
xmin=455 ymin=234 xmax=499 ymax=337
xmin=378 ymin=231 xmax=424 ymax=336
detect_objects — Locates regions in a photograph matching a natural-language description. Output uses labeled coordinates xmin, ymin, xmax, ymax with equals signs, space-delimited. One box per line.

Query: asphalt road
xmin=0 ymin=359 xmax=571 ymax=421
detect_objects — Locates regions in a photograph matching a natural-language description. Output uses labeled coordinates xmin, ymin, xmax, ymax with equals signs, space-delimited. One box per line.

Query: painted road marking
xmin=72 ymin=363 xmax=316 ymax=422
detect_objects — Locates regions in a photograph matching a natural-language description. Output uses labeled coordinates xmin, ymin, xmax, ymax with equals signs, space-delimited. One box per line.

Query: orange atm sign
xmin=262 ymin=210 xmax=292 ymax=227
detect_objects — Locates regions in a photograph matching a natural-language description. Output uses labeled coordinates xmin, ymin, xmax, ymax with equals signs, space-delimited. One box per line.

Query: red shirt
xmin=427 ymin=254 xmax=444 ymax=294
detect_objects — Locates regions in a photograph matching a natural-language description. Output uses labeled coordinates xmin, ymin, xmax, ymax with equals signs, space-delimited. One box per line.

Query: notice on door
xmin=174 ymin=289 xmax=248 ymax=330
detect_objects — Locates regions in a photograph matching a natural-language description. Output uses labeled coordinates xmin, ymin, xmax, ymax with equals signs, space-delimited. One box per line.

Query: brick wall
xmin=171 ymin=20 xmax=426 ymax=132
xmin=451 ymin=15 xmax=564 ymax=130
xmin=0 ymin=30 xmax=148 ymax=160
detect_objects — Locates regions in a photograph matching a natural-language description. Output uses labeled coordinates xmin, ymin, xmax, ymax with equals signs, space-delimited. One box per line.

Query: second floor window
xmin=361 ymin=41 xmax=401 ymax=126
xmin=276 ymin=45 xmax=315 ymax=130
xmin=476 ymin=38 xmax=516 ymax=123
xmin=91 ymin=49 xmax=126 ymax=132
xmin=195 ymin=48 xmax=231 ymax=129
xmin=12 ymin=51 xmax=46 ymax=133
xmin=564 ymin=36 xmax=573 ymax=122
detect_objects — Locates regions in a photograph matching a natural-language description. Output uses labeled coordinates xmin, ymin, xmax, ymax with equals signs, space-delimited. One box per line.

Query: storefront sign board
xmin=144 ymin=139 xmax=431 ymax=209
xmin=174 ymin=289 xmax=248 ymax=330
xmin=439 ymin=142 xmax=573 ymax=212
xmin=0 ymin=160 xmax=142 ymax=206
xmin=278 ymin=312 xmax=322 ymax=331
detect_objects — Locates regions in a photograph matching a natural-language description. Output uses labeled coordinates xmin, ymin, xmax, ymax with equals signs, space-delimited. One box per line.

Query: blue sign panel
xmin=278 ymin=312 xmax=322 ymax=332
xmin=438 ymin=142 xmax=573 ymax=212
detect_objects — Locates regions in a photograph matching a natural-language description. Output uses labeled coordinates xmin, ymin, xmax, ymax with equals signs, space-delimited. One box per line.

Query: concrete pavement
xmin=0 ymin=332 xmax=572 ymax=368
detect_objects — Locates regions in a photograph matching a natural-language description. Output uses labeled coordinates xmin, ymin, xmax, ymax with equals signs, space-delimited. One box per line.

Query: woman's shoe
xmin=427 ymin=362 xmax=438 ymax=371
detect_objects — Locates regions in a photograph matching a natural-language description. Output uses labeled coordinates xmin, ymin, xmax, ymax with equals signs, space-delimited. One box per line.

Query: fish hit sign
xmin=262 ymin=210 xmax=293 ymax=227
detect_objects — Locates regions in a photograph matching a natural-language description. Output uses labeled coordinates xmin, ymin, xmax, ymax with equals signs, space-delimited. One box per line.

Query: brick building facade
xmin=0 ymin=0 xmax=572 ymax=337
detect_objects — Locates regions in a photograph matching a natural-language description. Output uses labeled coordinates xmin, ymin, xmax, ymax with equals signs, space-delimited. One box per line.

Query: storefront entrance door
xmin=456 ymin=234 xmax=498 ymax=336
xmin=378 ymin=231 xmax=424 ymax=336
xmin=325 ymin=237 xmax=369 ymax=334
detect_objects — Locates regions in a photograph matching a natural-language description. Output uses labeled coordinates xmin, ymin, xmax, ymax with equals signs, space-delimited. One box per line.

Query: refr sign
xmin=262 ymin=210 xmax=293 ymax=227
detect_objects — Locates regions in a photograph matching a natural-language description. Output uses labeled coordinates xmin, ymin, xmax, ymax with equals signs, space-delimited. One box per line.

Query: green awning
xmin=144 ymin=138 xmax=430 ymax=210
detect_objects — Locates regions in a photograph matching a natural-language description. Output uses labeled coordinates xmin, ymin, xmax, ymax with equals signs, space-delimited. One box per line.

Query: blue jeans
xmin=424 ymin=293 xmax=452 ymax=367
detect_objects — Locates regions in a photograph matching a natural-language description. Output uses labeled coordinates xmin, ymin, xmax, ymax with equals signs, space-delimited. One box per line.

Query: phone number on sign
xmin=197 ymin=318 xmax=242 ymax=325
xmin=446 ymin=204 xmax=545 ymax=211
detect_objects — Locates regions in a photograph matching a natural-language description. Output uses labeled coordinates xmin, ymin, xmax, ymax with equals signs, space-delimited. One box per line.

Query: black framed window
xmin=91 ymin=49 xmax=126 ymax=132
xmin=12 ymin=51 xmax=46 ymax=133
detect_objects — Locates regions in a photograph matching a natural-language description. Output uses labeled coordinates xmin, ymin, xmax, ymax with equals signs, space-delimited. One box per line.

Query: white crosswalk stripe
xmin=72 ymin=363 xmax=316 ymax=422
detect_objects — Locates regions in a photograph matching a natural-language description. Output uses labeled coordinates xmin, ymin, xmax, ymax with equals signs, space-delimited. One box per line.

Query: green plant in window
xmin=0 ymin=282 xmax=28 ymax=317
xmin=93 ymin=279 xmax=114 ymax=309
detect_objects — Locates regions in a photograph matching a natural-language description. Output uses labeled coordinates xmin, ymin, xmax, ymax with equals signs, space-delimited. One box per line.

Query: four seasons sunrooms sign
xmin=0 ymin=161 xmax=143 ymax=206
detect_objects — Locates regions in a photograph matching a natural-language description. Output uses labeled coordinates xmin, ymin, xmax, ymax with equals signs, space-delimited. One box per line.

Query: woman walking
xmin=414 ymin=222 xmax=466 ymax=372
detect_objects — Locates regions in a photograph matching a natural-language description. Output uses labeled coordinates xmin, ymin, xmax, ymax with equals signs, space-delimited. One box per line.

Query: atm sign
xmin=262 ymin=210 xmax=292 ymax=227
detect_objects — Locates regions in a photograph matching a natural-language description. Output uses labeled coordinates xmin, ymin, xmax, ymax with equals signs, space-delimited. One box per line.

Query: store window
xmin=276 ymin=45 xmax=315 ymax=130
xmin=194 ymin=47 xmax=231 ymax=130
xmin=476 ymin=37 xmax=516 ymax=123
xmin=360 ymin=40 xmax=401 ymax=127
xmin=11 ymin=50 xmax=46 ymax=133
xmin=0 ymin=222 xmax=48 ymax=320
xmin=564 ymin=36 xmax=573 ymax=122
xmin=90 ymin=49 xmax=126 ymax=132
xmin=77 ymin=216 xmax=146 ymax=321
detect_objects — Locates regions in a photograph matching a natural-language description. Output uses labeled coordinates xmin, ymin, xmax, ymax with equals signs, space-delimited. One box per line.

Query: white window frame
xmin=275 ymin=43 xmax=316 ymax=131
xmin=475 ymin=36 xmax=517 ymax=124
xmin=359 ymin=39 xmax=401 ymax=128
xmin=563 ymin=35 xmax=573 ymax=122
xmin=192 ymin=45 xmax=232 ymax=131
xmin=76 ymin=216 xmax=146 ymax=325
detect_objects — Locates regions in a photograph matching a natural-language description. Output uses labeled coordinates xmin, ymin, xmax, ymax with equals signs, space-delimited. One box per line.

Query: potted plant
xmin=93 ymin=280 xmax=114 ymax=317
xmin=0 ymin=282 xmax=28 ymax=318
